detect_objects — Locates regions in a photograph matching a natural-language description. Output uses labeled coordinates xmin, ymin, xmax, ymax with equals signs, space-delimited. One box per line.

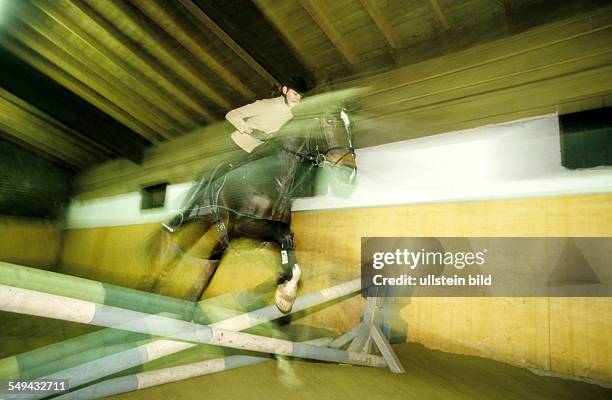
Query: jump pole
xmin=0 ymin=283 xmax=389 ymax=369
xmin=17 ymin=279 xmax=360 ymax=398
xmin=0 ymin=260 xmax=302 ymax=379
xmin=3 ymin=279 xmax=360 ymax=400
xmin=0 ymin=276 xmax=364 ymax=381
xmin=0 ymin=261 xmax=196 ymax=320
xmin=52 ymin=338 xmax=333 ymax=400
xmin=6 ymin=278 xmax=365 ymax=399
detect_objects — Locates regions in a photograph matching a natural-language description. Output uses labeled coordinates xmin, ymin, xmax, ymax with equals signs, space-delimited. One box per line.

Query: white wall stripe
xmin=65 ymin=114 xmax=612 ymax=229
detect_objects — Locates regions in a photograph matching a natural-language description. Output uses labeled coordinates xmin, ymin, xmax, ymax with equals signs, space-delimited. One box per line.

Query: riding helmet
xmin=284 ymin=75 xmax=309 ymax=95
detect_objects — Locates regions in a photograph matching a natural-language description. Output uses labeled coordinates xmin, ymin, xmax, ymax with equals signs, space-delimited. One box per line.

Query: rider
xmin=165 ymin=75 xmax=311 ymax=233
xmin=226 ymin=75 xmax=309 ymax=154
xmin=222 ymin=76 xmax=311 ymax=313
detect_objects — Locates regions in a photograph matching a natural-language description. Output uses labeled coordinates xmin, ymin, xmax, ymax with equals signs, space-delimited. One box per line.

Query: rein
xmin=282 ymin=115 xmax=355 ymax=167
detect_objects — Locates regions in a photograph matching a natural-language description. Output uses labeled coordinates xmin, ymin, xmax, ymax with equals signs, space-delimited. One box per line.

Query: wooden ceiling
xmin=0 ymin=0 xmax=605 ymax=170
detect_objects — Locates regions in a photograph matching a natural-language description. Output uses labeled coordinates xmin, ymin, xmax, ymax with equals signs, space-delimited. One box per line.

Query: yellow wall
xmin=58 ymin=224 xmax=161 ymax=289
xmin=291 ymin=193 xmax=612 ymax=381
xmin=0 ymin=216 xmax=62 ymax=270
xmin=55 ymin=193 xmax=611 ymax=381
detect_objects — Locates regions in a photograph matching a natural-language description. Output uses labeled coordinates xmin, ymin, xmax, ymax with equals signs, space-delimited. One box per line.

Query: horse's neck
xmin=278 ymin=143 xmax=305 ymax=186
xmin=264 ymin=136 xmax=310 ymax=220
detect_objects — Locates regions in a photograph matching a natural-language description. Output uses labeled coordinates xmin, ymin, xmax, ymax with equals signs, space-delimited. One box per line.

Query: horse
xmin=149 ymin=102 xmax=357 ymax=314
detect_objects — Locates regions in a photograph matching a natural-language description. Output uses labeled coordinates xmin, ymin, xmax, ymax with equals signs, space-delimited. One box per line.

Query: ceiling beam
xmin=0 ymin=88 xmax=110 ymax=169
xmin=428 ymin=0 xmax=452 ymax=31
xmin=178 ymin=0 xmax=279 ymax=87
xmin=298 ymin=0 xmax=359 ymax=65
xmin=10 ymin=3 xmax=174 ymax=142
xmin=35 ymin=0 xmax=194 ymax=133
xmin=58 ymin=0 xmax=213 ymax=126
xmin=359 ymin=0 xmax=400 ymax=50
xmin=131 ymin=0 xmax=256 ymax=99
xmin=251 ymin=0 xmax=318 ymax=76
xmin=0 ymin=45 xmax=148 ymax=163
xmin=0 ymin=33 xmax=165 ymax=145
xmin=86 ymin=0 xmax=230 ymax=112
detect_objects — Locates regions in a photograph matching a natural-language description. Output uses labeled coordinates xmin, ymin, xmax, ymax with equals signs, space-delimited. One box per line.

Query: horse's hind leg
xmin=230 ymin=218 xmax=301 ymax=313
xmin=152 ymin=220 xmax=211 ymax=270
xmin=146 ymin=217 xmax=218 ymax=299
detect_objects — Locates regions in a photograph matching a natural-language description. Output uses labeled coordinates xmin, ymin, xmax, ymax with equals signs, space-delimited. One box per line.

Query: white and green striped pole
xmin=0 ymin=280 xmax=384 ymax=396
xmin=0 ymin=261 xmax=197 ymax=319
xmin=0 ymin=271 xmax=359 ymax=379
xmin=53 ymin=338 xmax=333 ymax=400
xmin=14 ymin=279 xmax=361 ymax=398
xmin=0 ymin=261 xmax=277 ymax=380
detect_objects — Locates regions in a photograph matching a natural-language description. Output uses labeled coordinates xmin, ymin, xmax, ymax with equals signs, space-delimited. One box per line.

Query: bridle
xmin=284 ymin=108 xmax=355 ymax=167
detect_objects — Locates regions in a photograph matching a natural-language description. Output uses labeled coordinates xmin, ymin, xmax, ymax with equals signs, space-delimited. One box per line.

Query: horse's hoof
xmin=275 ymin=264 xmax=301 ymax=314
xmin=275 ymin=282 xmax=297 ymax=314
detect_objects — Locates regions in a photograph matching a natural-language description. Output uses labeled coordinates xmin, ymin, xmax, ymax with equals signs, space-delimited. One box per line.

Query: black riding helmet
xmin=283 ymin=75 xmax=309 ymax=95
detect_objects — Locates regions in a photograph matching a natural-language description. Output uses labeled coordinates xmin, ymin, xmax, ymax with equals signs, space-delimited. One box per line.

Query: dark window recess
xmin=560 ymin=107 xmax=612 ymax=169
xmin=0 ymin=137 xmax=72 ymax=219
xmin=141 ymin=183 xmax=168 ymax=210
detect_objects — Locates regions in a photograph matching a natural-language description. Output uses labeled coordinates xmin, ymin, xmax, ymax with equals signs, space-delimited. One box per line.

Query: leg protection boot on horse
xmin=274 ymin=228 xmax=301 ymax=314
xmin=275 ymin=263 xmax=301 ymax=314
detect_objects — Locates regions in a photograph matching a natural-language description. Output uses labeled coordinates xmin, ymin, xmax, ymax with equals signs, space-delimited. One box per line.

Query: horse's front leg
xmin=274 ymin=225 xmax=301 ymax=314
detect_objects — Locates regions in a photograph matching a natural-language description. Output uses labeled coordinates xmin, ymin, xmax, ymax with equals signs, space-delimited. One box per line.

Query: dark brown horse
xmin=150 ymin=103 xmax=357 ymax=313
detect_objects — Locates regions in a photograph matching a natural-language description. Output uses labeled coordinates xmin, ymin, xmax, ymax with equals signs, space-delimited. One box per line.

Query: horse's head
xmin=317 ymin=107 xmax=357 ymax=185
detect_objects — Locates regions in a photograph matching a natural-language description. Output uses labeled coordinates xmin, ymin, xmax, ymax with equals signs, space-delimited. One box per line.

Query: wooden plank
xmin=361 ymin=36 xmax=612 ymax=114
xmin=0 ymin=90 xmax=105 ymax=168
xmin=0 ymin=218 xmax=62 ymax=270
xmin=549 ymin=297 xmax=612 ymax=381
xmin=298 ymin=0 xmax=359 ymax=65
xmin=86 ymin=0 xmax=230 ymax=111
xmin=359 ymin=0 xmax=400 ymax=49
xmin=368 ymin=63 xmax=612 ymax=127
xmin=178 ymin=0 xmax=279 ymax=87
xmin=0 ymin=35 xmax=161 ymax=146
xmin=292 ymin=194 xmax=612 ymax=380
xmin=35 ymin=0 xmax=196 ymax=131
xmin=428 ymin=0 xmax=452 ymax=31
xmin=347 ymin=8 xmax=612 ymax=94
xmin=371 ymin=325 xmax=405 ymax=373
xmin=60 ymin=0 xmax=215 ymax=123
xmin=251 ymin=0 xmax=318 ymax=74
xmin=0 ymin=39 xmax=148 ymax=163
xmin=131 ymin=0 xmax=256 ymax=99
xmin=329 ymin=323 xmax=362 ymax=349
xmin=72 ymin=9 xmax=612 ymax=196
xmin=12 ymin=3 xmax=177 ymax=140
